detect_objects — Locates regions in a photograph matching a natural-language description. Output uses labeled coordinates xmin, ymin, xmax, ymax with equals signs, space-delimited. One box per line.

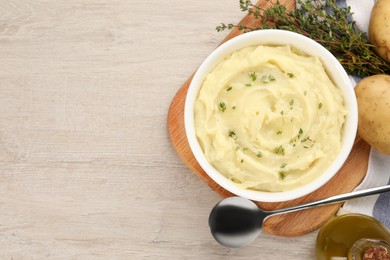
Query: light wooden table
xmin=0 ymin=1 xmax=318 ymax=259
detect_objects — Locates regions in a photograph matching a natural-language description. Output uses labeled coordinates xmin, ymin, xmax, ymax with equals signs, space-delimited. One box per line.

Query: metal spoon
xmin=209 ymin=184 xmax=390 ymax=248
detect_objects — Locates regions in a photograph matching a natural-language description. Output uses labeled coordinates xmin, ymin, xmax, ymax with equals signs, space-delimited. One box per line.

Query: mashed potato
xmin=194 ymin=45 xmax=347 ymax=192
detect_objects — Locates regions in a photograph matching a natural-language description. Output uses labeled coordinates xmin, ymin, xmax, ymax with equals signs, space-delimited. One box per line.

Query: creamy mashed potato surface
xmin=194 ymin=45 xmax=347 ymax=192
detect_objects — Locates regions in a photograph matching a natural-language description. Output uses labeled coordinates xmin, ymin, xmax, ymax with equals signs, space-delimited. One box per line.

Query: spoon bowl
xmin=209 ymin=197 xmax=263 ymax=248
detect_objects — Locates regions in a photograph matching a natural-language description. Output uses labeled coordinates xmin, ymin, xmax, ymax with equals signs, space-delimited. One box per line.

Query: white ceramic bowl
xmin=184 ymin=30 xmax=358 ymax=202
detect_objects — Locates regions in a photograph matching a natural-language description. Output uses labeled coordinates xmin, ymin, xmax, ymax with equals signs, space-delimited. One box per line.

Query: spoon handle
xmin=269 ymin=184 xmax=390 ymax=215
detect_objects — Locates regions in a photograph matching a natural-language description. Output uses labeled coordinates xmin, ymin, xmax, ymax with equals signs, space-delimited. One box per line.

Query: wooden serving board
xmin=167 ymin=0 xmax=371 ymax=237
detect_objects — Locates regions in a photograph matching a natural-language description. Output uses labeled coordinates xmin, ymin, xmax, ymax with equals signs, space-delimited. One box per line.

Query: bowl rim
xmin=184 ymin=29 xmax=358 ymax=202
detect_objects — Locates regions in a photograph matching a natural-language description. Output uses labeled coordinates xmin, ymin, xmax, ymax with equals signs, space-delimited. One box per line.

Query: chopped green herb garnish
xmin=274 ymin=145 xmax=285 ymax=155
xmin=279 ymin=171 xmax=286 ymax=180
xmin=228 ymin=130 xmax=236 ymax=139
xmin=290 ymin=99 xmax=294 ymax=106
xmin=232 ymin=106 xmax=236 ymax=110
xmin=256 ymin=151 xmax=263 ymax=158
xmin=245 ymin=83 xmax=252 ymax=87
xmin=243 ymin=147 xmax=248 ymax=153
xmin=261 ymin=74 xmax=276 ymax=83
xmin=287 ymin=72 xmax=294 ymax=78
xmin=298 ymin=129 xmax=304 ymax=138
xmin=318 ymin=102 xmax=323 ymax=109
xmin=290 ymin=129 xmax=304 ymax=144
xmin=280 ymin=163 xmax=287 ymax=168
xmin=301 ymin=137 xmax=315 ymax=147
xmin=289 ymin=137 xmax=297 ymax=144
xmin=303 ymin=146 xmax=309 ymax=149
xmin=276 ymin=130 xmax=282 ymax=135
xmin=235 ymin=146 xmax=240 ymax=151
xmin=304 ymin=90 xmax=307 ymax=96
xmin=218 ymin=102 xmax=226 ymax=112
xmin=226 ymin=86 xmax=233 ymax=92
xmin=248 ymin=72 xmax=257 ymax=81
xmin=280 ymin=110 xmax=284 ymax=115
xmin=240 ymin=159 xmax=244 ymax=163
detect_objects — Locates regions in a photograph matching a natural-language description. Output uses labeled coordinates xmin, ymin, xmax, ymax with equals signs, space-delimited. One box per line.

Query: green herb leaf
xmin=297 ymin=130 xmax=303 ymax=139
xmin=318 ymin=102 xmax=323 ymax=109
xmin=256 ymin=151 xmax=263 ymax=158
xmin=248 ymin=72 xmax=257 ymax=81
xmin=218 ymin=102 xmax=226 ymax=112
xmin=226 ymin=86 xmax=233 ymax=92
xmin=228 ymin=130 xmax=236 ymax=139
xmin=274 ymin=145 xmax=285 ymax=155
xmin=279 ymin=171 xmax=286 ymax=180
xmin=287 ymin=72 xmax=294 ymax=78
xmin=280 ymin=163 xmax=287 ymax=168
xmin=276 ymin=130 xmax=282 ymax=135
xmin=260 ymin=74 xmax=276 ymax=83
xmin=290 ymin=128 xmax=304 ymax=144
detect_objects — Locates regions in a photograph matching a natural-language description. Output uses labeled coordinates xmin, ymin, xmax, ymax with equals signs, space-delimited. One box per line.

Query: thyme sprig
xmin=216 ymin=0 xmax=390 ymax=77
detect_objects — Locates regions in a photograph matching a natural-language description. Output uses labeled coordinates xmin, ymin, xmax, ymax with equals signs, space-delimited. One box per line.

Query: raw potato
xmin=355 ymin=75 xmax=390 ymax=154
xmin=369 ymin=0 xmax=390 ymax=62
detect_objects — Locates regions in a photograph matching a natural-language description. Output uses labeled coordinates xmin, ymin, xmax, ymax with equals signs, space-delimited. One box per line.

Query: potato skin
xmin=369 ymin=0 xmax=390 ymax=62
xmin=355 ymin=75 xmax=390 ymax=154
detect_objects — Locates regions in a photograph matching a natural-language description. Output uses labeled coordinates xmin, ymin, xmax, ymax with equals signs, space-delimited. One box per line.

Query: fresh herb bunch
xmin=216 ymin=0 xmax=390 ymax=77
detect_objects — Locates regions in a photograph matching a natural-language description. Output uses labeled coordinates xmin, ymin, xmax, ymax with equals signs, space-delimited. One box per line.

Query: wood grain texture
xmin=168 ymin=0 xmax=371 ymax=237
xmin=0 ymin=0 xmax=366 ymax=259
